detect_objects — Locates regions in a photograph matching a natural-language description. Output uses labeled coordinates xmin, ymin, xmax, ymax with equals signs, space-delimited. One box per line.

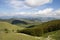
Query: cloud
xmin=37 ymin=8 xmax=53 ymax=15
xmin=14 ymin=8 xmax=60 ymax=17
xmin=52 ymin=9 xmax=60 ymax=18
xmin=16 ymin=8 xmax=53 ymax=17
xmin=38 ymin=8 xmax=60 ymax=17
xmin=0 ymin=8 xmax=60 ymax=18
xmin=25 ymin=0 xmax=52 ymax=7
xmin=6 ymin=0 xmax=27 ymax=9
xmin=5 ymin=0 xmax=52 ymax=9
xmin=5 ymin=0 xmax=30 ymax=9
xmin=34 ymin=8 xmax=60 ymax=17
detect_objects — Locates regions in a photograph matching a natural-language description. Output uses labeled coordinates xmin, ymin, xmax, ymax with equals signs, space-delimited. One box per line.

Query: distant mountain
xmin=24 ymin=17 xmax=58 ymax=22
xmin=0 ymin=15 xmax=60 ymax=22
xmin=0 ymin=18 xmax=41 ymax=28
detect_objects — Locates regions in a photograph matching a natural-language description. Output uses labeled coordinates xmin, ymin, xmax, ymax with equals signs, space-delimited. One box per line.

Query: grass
xmin=0 ymin=22 xmax=39 ymax=40
xmin=0 ymin=33 xmax=39 ymax=40
xmin=42 ymin=30 xmax=60 ymax=40
xmin=1 ymin=30 xmax=60 ymax=40
xmin=0 ymin=22 xmax=24 ymax=33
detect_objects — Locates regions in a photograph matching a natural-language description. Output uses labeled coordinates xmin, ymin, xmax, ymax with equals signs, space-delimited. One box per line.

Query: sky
xmin=0 ymin=0 xmax=60 ymax=18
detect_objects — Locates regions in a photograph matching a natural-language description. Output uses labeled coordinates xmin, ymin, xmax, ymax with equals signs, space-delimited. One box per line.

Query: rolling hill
xmin=0 ymin=22 xmax=24 ymax=33
xmin=0 ymin=22 xmax=40 ymax=40
xmin=41 ymin=30 xmax=60 ymax=40
xmin=0 ymin=18 xmax=41 ymax=27
xmin=20 ymin=20 xmax=60 ymax=36
xmin=0 ymin=19 xmax=60 ymax=40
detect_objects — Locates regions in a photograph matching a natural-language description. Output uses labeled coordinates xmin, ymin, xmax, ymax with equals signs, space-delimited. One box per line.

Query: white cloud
xmin=0 ymin=8 xmax=60 ymax=18
xmin=14 ymin=8 xmax=53 ymax=17
xmin=52 ymin=9 xmax=60 ymax=17
xmin=15 ymin=8 xmax=60 ymax=17
xmin=36 ymin=8 xmax=60 ymax=17
xmin=5 ymin=0 xmax=52 ymax=9
xmin=10 ymin=0 xmax=23 ymax=8
xmin=18 ymin=8 xmax=53 ymax=17
xmin=37 ymin=8 xmax=60 ymax=17
xmin=5 ymin=0 xmax=30 ymax=9
xmin=38 ymin=8 xmax=53 ymax=15
xmin=7 ymin=0 xmax=26 ymax=9
xmin=25 ymin=0 xmax=52 ymax=7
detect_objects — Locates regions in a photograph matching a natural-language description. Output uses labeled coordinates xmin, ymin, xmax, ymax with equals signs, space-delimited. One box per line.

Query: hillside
xmin=41 ymin=30 xmax=60 ymax=40
xmin=0 ymin=33 xmax=39 ymax=40
xmin=0 ymin=22 xmax=40 ymax=40
xmin=20 ymin=20 xmax=60 ymax=36
xmin=0 ymin=18 xmax=41 ymax=27
xmin=33 ymin=30 xmax=60 ymax=40
xmin=0 ymin=22 xmax=24 ymax=33
xmin=0 ymin=20 xmax=60 ymax=40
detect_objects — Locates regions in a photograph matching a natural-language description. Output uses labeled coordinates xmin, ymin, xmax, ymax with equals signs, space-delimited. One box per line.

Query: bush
xmin=4 ymin=29 xmax=9 ymax=33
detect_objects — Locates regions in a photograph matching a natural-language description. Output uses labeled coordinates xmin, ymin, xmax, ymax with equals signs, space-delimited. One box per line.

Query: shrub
xmin=4 ymin=29 xmax=9 ymax=33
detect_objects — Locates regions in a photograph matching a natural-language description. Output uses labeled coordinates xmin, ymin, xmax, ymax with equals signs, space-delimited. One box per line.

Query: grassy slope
xmin=34 ymin=30 xmax=60 ymax=40
xmin=0 ymin=22 xmax=39 ymax=40
xmin=0 ymin=22 xmax=24 ymax=33
xmin=0 ymin=33 xmax=39 ymax=40
xmin=20 ymin=20 xmax=60 ymax=36
xmin=41 ymin=30 xmax=60 ymax=40
xmin=0 ymin=20 xmax=60 ymax=40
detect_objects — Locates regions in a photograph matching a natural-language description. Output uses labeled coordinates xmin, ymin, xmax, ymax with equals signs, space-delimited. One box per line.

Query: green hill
xmin=0 ymin=20 xmax=60 ymax=40
xmin=20 ymin=20 xmax=60 ymax=36
xmin=0 ymin=18 xmax=41 ymax=27
xmin=0 ymin=22 xmax=39 ymax=40
xmin=0 ymin=22 xmax=24 ymax=33
xmin=0 ymin=33 xmax=39 ymax=40
xmin=41 ymin=30 xmax=60 ymax=40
